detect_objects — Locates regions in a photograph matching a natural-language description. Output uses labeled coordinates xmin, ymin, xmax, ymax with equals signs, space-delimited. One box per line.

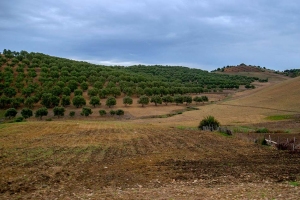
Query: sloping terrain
xmin=224 ymin=76 xmax=300 ymax=113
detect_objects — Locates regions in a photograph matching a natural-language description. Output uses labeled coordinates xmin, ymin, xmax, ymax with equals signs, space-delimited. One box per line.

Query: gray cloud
xmin=0 ymin=0 xmax=299 ymax=71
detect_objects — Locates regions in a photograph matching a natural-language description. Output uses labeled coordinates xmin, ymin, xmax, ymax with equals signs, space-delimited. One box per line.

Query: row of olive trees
xmin=4 ymin=107 xmax=125 ymax=121
xmin=0 ymin=93 xmax=209 ymax=109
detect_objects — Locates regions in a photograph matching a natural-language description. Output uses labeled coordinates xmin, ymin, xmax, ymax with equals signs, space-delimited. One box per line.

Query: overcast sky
xmin=1 ymin=0 xmax=299 ymax=71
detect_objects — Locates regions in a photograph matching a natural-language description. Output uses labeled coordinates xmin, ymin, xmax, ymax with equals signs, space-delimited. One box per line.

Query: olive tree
xmin=106 ymin=96 xmax=116 ymax=108
xmin=21 ymin=108 xmax=33 ymax=119
xmin=35 ymin=107 xmax=48 ymax=120
xmin=5 ymin=108 xmax=18 ymax=119
xmin=138 ymin=95 xmax=149 ymax=107
xmin=123 ymin=96 xmax=133 ymax=106
xmin=53 ymin=106 xmax=65 ymax=118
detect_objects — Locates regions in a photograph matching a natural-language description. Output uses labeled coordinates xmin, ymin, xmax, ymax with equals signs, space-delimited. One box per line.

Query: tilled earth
xmin=0 ymin=121 xmax=299 ymax=199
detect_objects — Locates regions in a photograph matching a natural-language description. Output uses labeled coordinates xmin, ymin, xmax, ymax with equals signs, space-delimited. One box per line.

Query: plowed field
xmin=1 ymin=121 xmax=299 ymax=199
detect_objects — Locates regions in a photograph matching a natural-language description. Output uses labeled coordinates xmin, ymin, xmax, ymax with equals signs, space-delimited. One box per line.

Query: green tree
xmin=183 ymin=95 xmax=193 ymax=105
xmin=56 ymin=81 xmax=65 ymax=88
xmin=68 ymin=80 xmax=78 ymax=92
xmin=201 ymin=96 xmax=209 ymax=103
xmin=110 ymin=87 xmax=121 ymax=98
xmin=174 ymin=95 xmax=184 ymax=105
xmin=5 ymin=108 xmax=18 ymax=119
xmin=106 ymin=96 xmax=116 ymax=108
xmin=61 ymin=95 xmax=71 ymax=107
xmin=116 ymin=109 xmax=124 ymax=117
xmin=193 ymin=96 xmax=203 ymax=104
xmin=0 ymin=96 xmax=11 ymax=108
xmin=35 ymin=107 xmax=48 ymax=120
xmin=144 ymin=87 xmax=153 ymax=96
xmin=52 ymin=86 xmax=62 ymax=96
xmin=80 ymin=81 xmax=88 ymax=91
xmin=89 ymin=96 xmax=101 ymax=107
xmin=123 ymin=87 xmax=133 ymax=96
xmin=21 ymin=108 xmax=33 ymax=119
xmin=99 ymin=110 xmax=107 ymax=116
xmin=3 ymin=87 xmax=16 ymax=98
xmin=53 ymin=106 xmax=65 ymax=118
xmin=74 ymin=89 xmax=83 ymax=96
xmin=123 ymin=96 xmax=133 ymax=106
xmin=81 ymin=107 xmax=92 ymax=117
xmin=99 ymin=88 xmax=108 ymax=98
xmin=72 ymin=95 xmax=86 ymax=108
xmin=93 ymin=81 xmax=104 ymax=89
xmin=62 ymin=86 xmax=71 ymax=96
xmin=24 ymin=97 xmax=35 ymax=108
xmin=88 ymin=88 xmax=98 ymax=98
xmin=150 ymin=95 xmax=162 ymax=106
xmin=11 ymin=97 xmax=24 ymax=108
xmin=162 ymin=95 xmax=173 ymax=105
xmin=198 ymin=116 xmax=220 ymax=130
xmin=109 ymin=110 xmax=116 ymax=116
xmin=41 ymin=93 xmax=60 ymax=108
xmin=69 ymin=111 xmax=75 ymax=117
xmin=138 ymin=95 xmax=149 ymax=107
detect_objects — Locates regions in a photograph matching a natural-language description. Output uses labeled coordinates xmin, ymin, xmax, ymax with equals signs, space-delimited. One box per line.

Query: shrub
xmin=5 ymin=108 xmax=18 ymax=119
xmin=81 ymin=107 xmax=92 ymax=117
xmin=198 ymin=116 xmax=220 ymax=130
xmin=21 ymin=108 xmax=33 ymax=119
xmin=110 ymin=110 xmax=116 ymax=116
xmin=15 ymin=116 xmax=24 ymax=122
xmin=69 ymin=111 xmax=75 ymax=117
xmin=35 ymin=107 xmax=48 ymax=120
xmin=99 ymin=110 xmax=107 ymax=116
xmin=116 ymin=109 xmax=124 ymax=117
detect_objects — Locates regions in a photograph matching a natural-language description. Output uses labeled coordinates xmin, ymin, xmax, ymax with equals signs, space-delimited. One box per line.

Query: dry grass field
xmin=1 ymin=76 xmax=300 ymax=199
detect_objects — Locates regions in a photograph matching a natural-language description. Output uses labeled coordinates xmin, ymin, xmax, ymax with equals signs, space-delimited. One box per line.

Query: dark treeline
xmin=0 ymin=49 xmax=257 ymax=109
xmin=283 ymin=69 xmax=300 ymax=78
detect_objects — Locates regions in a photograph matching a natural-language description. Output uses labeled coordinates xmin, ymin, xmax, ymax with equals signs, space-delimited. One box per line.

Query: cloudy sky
xmin=0 ymin=0 xmax=299 ymax=71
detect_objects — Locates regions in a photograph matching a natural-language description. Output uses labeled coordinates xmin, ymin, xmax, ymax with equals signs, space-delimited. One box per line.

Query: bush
xmin=5 ymin=108 xmax=18 ymax=119
xmin=81 ymin=107 xmax=92 ymax=117
xmin=21 ymin=108 xmax=33 ymax=119
xmin=69 ymin=111 xmax=75 ymax=117
xmin=116 ymin=109 xmax=124 ymax=117
xmin=15 ymin=116 xmax=24 ymax=122
xmin=198 ymin=116 xmax=220 ymax=130
xmin=99 ymin=110 xmax=107 ymax=116
xmin=110 ymin=110 xmax=116 ymax=116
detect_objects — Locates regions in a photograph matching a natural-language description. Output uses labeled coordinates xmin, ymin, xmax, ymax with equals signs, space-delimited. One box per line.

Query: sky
xmin=0 ymin=0 xmax=299 ymax=71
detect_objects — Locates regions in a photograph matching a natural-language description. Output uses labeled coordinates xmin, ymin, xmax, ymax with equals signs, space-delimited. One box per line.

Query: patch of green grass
xmin=255 ymin=128 xmax=269 ymax=133
xmin=176 ymin=126 xmax=198 ymax=130
xmin=216 ymin=131 xmax=232 ymax=137
xmin=232 ymin=126 xmax=254 ymax=133
xmin=289 ymin=181 xmax=299 ymax=187
xmin=266 ymin=115 xmax=292 ymax=121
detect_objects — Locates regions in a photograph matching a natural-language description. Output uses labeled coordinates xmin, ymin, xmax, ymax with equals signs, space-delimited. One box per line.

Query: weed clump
xmin=198 ymin=116 xmax=220 ymax=130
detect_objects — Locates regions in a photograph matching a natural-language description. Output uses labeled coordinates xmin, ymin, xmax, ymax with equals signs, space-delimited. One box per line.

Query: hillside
xmin=0 ymin=50 xmax=257 ymax=110
xmin=226 ymin=76 xmax=300 ymax=113
xmin=214 ymin=63 xmax=290 ymax=83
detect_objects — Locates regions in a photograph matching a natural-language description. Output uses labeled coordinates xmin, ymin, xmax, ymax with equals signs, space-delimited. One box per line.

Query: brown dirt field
xmin=0 ymin=121 xmax=300 ymax=199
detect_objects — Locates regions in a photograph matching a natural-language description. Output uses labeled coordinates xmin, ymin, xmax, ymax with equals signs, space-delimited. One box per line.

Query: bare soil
xmin=0 ymin=120 xmax=300 ymax=199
